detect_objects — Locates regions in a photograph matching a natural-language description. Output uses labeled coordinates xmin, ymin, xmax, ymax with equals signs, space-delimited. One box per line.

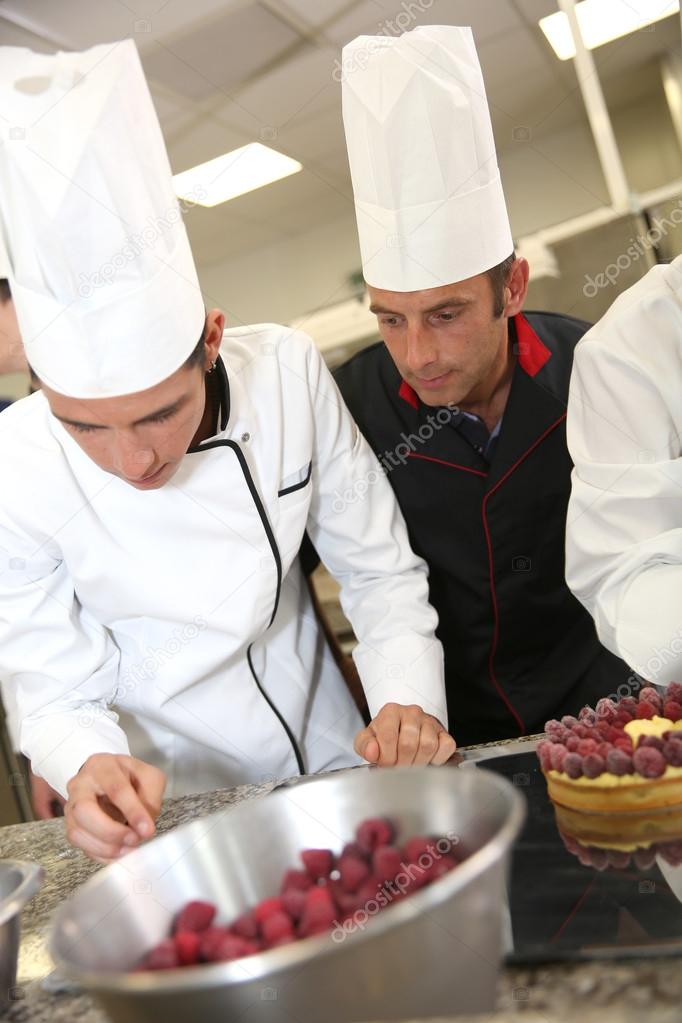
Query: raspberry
xmin=563 ymin=752 xmax=583 ymax=778
xmin=548 ymin=731 xmax=567 ymax=744
xmin=665 ymin=682 xmax=682 ymax=704
xmin=301 ymin=849 xmax=335 ymax=880
xmin=280 ymin=888 xmax=307 ymax=921
xmin=261 ymin=911 xmax=295 ymax=945
xmin=341 ymin=841 xmax=368 ymax=861
xmin=565 ymin=735 xmax=580 ymax=752
xmin=549 ymin=744 xmax=568 ymax=771
xmin=174 ymin=931 xmax=200 ymax=966
xmin=582 ymin=753 xmax=605 ymax=778
xmin=664 ymin=700 xmax=682 ymax=722
xmin=144 ymin=939 xmax=180 ymax=970
xmin=573 ymin=723 xmax=589 ymax=739
xmin=253 ymin=898 xmax=284 ymax=925
xmin=174 ymin=900 xmax=216 ymax=935
xmin=635 ymin=701 xmax=657 ymax=720
xmin=638 ymin=735 xmax=663 ymax=751
xmin=595 ymin=720 xmax=611 ymax=738
xmin=545 ymin=718 xmax=563 ymax=735
xmin=619 ymin=696 xmax=638 ymax=713
xmin=606 ymin=850 xmax=631 ymax=870
xmin=595 ymin=698 xmax=618 ymax=722
xmin=232 ymin=909 xmax=258 ymax=939
xmin=579 ymin=707 xmax=597 ymax=724
xmin=614 ymin=708 xmax=634 ymax=725
xmin=633 ymin=746 xmax=666 ymax=778
xmin=614 ymin=736 xmax=633 ymax=753
xmin=577 ymin=738 xmax=598 ymax=757
xmin=298 ymin=886 xmax=336 ymax=938
xmin=633 ymin=847 xmax=657 ymax=870
xmin=658 ymin=840 xmax=682 ymax=867
xmin=338 ymin=854 xmax=370 ymax=893
xmin=536 ymin=740 xmax=553 ymax=770
xmin=639 ymin=686 xmax=662 ymax=711
xmin=403 ymin=836 xmax=436 ymax=863
xmin=588 ymin=847 xmax=609 ymax=871
xmin=560 ymin=715 xmax=579 ymax=730
xmin=211 ymin=934 xmax=258 ymax=963
xmin=280 ymin=869 xmax=312 ymax=892
xmin=373 ymin=846 xmax=402 ymax=883
xmin=356 ymin=817 xmax=394 ymax=853
xmin=663 ymin=738 xmax=682 ymax=767
xmin=597 ymin=741 xmax=611 ymax=760
xmin=606 ymin=748 xmax=633 ymax=775
xmin=198 ymin=926 xmax=231 ymax=962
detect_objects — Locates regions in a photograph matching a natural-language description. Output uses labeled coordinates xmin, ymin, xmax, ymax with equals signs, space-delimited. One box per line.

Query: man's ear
xmin=204 ymin=308 xmax=225 ymax=366
xmin=502 ymin=258 xmax=530 ymax=318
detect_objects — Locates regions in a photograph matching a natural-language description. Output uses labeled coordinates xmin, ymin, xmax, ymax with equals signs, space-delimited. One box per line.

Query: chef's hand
xmin=65 ymin=753 xmax=166 ymax=864
xmin=30 ymin=767 xmax=66 ymax=819
xmin=354 ymin=703 xmax=456 ymax=766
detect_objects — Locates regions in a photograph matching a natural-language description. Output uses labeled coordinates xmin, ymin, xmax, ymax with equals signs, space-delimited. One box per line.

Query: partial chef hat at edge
xmin=341 ymin=25 xmax=513 ymax=293
xmin=0 ymin=39 xmax=205 ymax=398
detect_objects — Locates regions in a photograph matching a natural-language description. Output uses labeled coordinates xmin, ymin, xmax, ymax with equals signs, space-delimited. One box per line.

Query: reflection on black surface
xmin=476 ymin=751 xmax=682 ymax=963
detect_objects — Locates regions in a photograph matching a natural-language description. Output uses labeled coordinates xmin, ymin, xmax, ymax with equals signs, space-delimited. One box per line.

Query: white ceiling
xmin=0 ymin=0 xmax=678 ymax=269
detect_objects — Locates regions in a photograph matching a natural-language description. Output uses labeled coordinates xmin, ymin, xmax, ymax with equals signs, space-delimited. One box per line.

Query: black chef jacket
xmin=334 ymin=311 xmax=634 ymax=745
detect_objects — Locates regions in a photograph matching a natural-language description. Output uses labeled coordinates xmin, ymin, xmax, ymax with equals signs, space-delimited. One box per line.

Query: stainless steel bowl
xmin=0 ymin=859 xmax=43 ymax=1008
xmin=50 ymin=766 xmax=525 ymax=1022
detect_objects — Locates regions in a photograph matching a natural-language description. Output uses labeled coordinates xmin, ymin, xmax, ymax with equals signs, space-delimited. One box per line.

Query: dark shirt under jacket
xmin=334 ymin=312 xmax=634 ymax=745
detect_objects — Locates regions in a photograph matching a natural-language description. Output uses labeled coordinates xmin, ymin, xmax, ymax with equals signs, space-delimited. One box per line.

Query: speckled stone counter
xmin=2 ymin=739 xmax=682 ymax=1023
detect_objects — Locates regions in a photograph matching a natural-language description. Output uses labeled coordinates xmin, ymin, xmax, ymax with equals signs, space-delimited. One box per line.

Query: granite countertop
xmin=2 ymin=737 xmax=682 ymax=1023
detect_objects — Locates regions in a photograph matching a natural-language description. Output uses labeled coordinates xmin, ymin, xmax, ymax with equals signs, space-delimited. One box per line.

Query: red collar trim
xmin=397 ymin=313 xmax=552 ymax=408
xmin=514 ymin=313 xmax=551 ymax=378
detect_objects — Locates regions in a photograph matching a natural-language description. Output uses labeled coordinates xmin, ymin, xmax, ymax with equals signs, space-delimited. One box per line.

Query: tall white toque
xmin=342 ymin=25 xmax=513 ymax=293
xmin=0 ymin=39 xmax=205 ymax=398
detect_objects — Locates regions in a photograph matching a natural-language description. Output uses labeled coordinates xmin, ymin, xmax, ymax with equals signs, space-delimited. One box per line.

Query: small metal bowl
xmin=0 ymin=859 xmax=43 ymax=1008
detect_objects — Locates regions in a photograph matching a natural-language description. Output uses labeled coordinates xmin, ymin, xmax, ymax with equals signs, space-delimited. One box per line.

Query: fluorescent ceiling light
xmin=540 ymin=0 xmax=679 ymax=60
xmin=173 ymin=143 xmax=302 ymax=207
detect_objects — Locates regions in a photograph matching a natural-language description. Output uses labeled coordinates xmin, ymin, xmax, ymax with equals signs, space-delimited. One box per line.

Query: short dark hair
xmin=0 ymin=279 xmax=11 ymax=304
xmin=184 ymin=317 xmax=208 ymax=369
xmin=487 ymin=252 xmax=516 ymax=318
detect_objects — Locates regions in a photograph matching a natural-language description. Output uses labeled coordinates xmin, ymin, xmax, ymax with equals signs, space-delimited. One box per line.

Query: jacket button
xmin=241 ymin=432 xmax=250 ymax=443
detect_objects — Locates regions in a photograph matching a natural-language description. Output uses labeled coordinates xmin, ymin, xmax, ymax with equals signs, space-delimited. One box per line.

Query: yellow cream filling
xmin=549 ymin=715 xmax=682 ymax=786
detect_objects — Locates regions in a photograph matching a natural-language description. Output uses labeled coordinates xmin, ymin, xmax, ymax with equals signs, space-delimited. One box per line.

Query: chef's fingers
xmin=411 ymin=716 xmax=442 ymax=766
xmin=394 ymin=705 xmax=425 ymax=765
xmin=66 ymin=826 xmax=130 ymax=863
xmin=431 ymin=728 xmax=458 ymax=766
xmin=68 ymin=794 xmax=137 ymax=848
xmin=130 ymin=759 xmax=166 ymax=822
xmin=353 ymin=724 xmax=380 ymax=763
xmin=369 ymin=703 xmax=403 ymax=765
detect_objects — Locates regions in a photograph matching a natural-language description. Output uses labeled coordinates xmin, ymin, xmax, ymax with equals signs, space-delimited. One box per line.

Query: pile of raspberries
xmin=135 ymin=817 xmax=460 ymax=971
xmin=537 ymin=683 xmax=682 ymax=780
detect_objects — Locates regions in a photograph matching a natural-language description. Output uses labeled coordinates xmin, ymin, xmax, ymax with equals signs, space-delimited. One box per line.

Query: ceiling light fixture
xmin=173 ymin=143 xmax=302 ymax=207
xmin=540 ymin=0 xmax=679 ymax=60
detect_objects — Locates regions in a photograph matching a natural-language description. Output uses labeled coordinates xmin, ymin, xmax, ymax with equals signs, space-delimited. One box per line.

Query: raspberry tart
xmin=537 ymin=684 xmax=682 ymax=813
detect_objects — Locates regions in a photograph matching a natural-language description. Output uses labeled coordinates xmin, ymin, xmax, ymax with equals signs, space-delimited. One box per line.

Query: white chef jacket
xmin=0 ymin=325 xmax=446 ymax=798
xmin=566 ymin=255 xmax=682 ymax=684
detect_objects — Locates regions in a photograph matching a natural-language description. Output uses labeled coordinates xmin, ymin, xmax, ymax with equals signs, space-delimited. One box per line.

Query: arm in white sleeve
xmin=0 ymin=518 xmax=131 ymax=797
xmin=286 ymin=332 xmax=447 ymax=728
xmin=566 ymin=289 xmax=682 ymax=684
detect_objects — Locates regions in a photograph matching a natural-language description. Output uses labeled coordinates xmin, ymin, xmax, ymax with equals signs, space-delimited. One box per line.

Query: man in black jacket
xmin=336 ymin=25 xmax=633 ymax=745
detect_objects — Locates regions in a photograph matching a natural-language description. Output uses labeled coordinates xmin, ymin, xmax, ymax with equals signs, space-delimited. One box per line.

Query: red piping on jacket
xmin=407 ymin=453 xmax=487 ymax=478
xmin=481 ymin=413 xmax=568 ymax=735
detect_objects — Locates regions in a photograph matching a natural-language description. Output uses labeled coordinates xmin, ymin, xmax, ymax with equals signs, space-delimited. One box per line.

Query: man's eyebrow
xmin=369 ymin=297 xmax=472 ymax=315
xmin=55 ymin=395 xmax=189 ymax=430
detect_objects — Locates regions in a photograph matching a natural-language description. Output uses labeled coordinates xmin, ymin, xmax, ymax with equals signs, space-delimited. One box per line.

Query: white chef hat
xmin=0 ymin=40 xmax=205 ymax=398
xmin=342 ymin=25 xmax=513 ymax=293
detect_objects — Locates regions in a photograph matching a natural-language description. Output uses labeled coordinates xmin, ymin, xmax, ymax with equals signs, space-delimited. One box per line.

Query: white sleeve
xmin=0 ymin=517 xmax=130 ymax=797
xmin=566 ymin=310 xmax=682 ymax=684
xmin=292 ymin=333 xmax=448 ymax=728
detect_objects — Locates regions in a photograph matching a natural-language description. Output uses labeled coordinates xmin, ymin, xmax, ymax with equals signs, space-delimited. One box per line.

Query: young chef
xmin=0 ymin=40 xmax=454 ymax=863
xmin=334 ymin=25 xmax=631 ymax=746
xmin=566 ymin=255 xmax=682 ymax=684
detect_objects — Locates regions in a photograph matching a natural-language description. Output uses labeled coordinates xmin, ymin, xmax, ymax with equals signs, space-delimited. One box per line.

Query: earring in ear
xmin=207 ymin=360 xmax=217 ymax=373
